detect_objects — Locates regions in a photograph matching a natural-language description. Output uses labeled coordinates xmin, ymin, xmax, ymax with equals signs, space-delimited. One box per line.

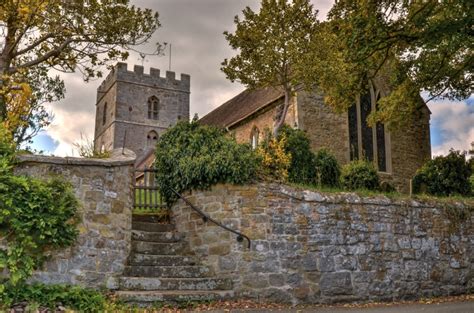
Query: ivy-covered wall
xmin=172 ymin=183 xmax=473 ymax=304
xmin=13 ymin=149 xmax=135 ymax=289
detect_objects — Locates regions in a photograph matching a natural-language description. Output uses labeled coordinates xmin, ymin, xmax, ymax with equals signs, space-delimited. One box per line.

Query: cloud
xmin=428 ymin=98 xmax=474 ymax=157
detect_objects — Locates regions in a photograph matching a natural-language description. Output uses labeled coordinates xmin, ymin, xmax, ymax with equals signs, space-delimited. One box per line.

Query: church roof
xmin=200 ymin=87 xmax=284 ymax=128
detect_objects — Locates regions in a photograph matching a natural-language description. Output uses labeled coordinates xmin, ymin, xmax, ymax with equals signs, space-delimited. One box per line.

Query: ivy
xmin=0 ymin=283 xmax=106 ymax=312
xmin=0 ymin=124 xmax=79 ymax=287
xmin=155 ymin=121 xmax=259 ymax=204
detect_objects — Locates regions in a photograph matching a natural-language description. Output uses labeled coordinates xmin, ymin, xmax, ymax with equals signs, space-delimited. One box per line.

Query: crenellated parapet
xmin=96 ymin=63 xmax=190 ymax=102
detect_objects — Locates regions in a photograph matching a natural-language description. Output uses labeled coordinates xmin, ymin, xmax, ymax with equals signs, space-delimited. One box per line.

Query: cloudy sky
xmin=31 ymin=0 xmax=473 ymax=157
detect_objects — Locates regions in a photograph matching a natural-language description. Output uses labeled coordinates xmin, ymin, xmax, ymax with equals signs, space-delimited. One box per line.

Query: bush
xmin=0 ymin=124 xmax=79 ymax=286
xmin=0 ymin=283 xmax=106 ymax=312
xmin=278 ymin=125 xmax=316 ymax=184
xmin=340 ymin=160 xmax=380 ymax=191
xmin=155 ymin=121 xmax=259 ymax=204
xmin=257 ymin=131 xmax=291 ymax=181
xmin=314 ymin=149 xmax=341 ymax=187
xmin=412 ymin=150 xmax=472 ymax=196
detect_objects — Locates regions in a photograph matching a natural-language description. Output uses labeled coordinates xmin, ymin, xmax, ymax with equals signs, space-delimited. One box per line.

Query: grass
xmin=289 ymin=182 xmax=474 ymax=205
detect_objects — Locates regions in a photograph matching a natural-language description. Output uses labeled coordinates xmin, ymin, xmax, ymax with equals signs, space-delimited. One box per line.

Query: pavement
xmin=203 ymin=300 xmax=474 ymax=313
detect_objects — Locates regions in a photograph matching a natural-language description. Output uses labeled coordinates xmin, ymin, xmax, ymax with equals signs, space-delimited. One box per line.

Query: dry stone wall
xmin=13 ymin=149 xmax=135 ymax=289
xmin=172 ymin=183 xmax=473 ymax=304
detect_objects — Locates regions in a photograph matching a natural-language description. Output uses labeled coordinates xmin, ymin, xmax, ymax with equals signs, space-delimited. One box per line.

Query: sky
xmin=31 ymin=0 xmax=473 ymax=157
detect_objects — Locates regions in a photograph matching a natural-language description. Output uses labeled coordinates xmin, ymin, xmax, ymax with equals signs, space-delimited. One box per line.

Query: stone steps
xmin=132 ymin=214 xmax=167 ymax=224
xmin=124 ymin=265 xmax=210 ymax=278
xmin=132 ymin=230 xmax=182 ymax=243
xmin=129 ymin=253 xmax=198 ymax=266
xmin=115 ymin=290 xmax=234 ymax=305
xmin=131 ymin=221 xmax=174 ymax=232
xmin=116 ymin=215 xmax=233 ymax=306
xmin=119 ymin=277 xmax=233 ymax=291
xmin=131 ymin=241 xmax=188 ymax=255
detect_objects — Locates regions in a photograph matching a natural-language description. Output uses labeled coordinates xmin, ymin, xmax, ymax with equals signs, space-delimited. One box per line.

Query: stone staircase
xmin=115 ymin=215 xmax=234 ymax=305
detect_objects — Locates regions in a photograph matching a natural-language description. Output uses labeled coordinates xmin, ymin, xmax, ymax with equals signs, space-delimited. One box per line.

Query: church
xmin=93 ymin=63 xmax=431 ymax=193
xmin=200 ymin=84 xmax=431 ymax=193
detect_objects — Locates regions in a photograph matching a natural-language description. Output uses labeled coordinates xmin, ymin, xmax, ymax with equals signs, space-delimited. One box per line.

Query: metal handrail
xmin=168 ymin=186 xmax=251 ymax=249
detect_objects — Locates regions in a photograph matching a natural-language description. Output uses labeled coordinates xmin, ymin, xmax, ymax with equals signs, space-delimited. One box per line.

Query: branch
xmin=13 ymin=32 xmax=57 ymax=57
xmin=11 ymin=38 xmax=74 ymax=73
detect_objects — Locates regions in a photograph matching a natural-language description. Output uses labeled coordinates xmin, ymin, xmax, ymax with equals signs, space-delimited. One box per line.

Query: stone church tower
xmin=93 ymin=63 xmax=190 ymax=160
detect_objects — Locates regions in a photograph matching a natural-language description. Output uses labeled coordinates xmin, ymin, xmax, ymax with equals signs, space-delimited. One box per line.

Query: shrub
xmin=340 ymin=160 xmax=380 ymax=191
xmin=412 ymin=150 xmax=472 ymax=196
xmin=155 ymin=121 xmax=259 ymax=204
xmin=257 ymin=130 xmax=291 ymax=181
xmin=314 ymin=149 xmax=341 ymax=187
xmin=278 ymin=125 xmax=316 ymax=184
xmin=0 ymin=283 xmax=106 ymax=312
xmin=0 ymin=125 xmax=79 ymax=286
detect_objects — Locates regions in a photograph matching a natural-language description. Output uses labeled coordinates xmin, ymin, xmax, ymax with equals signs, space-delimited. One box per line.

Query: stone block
xmin=302 ymin=253 xmax=318 ymax=271
xmin=319 ymin=257 xmax=336 ymax=272
xmin=209 ymin=244 xmax=231 ymax=256
xmin=269 ymin=273 xmax=285 ymax=287
xmin=320 ymin=272 xmax=353 ymax=296
xmin=243 ymin=274 xmax=269 ymax=288
xmin=218 ymin=256 xmax=236 ymax=271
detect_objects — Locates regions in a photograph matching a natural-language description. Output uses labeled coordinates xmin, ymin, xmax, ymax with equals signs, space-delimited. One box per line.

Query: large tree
xmin=320 ymin=0 xmax=473 ymax=126
xmin=0 ymin=0 xmax=162 ymax=145
xmin=221 ymin=0 xmax=320 ymax=136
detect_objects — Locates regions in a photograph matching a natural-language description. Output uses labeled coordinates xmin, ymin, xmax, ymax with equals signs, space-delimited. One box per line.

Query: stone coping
xmin=194 ymin=183 xmax=472 ymax=209
xmin=267 ymin=183 xmax=473 ymax=208
xmin=16 ymin=148 xmax=136 ymax=167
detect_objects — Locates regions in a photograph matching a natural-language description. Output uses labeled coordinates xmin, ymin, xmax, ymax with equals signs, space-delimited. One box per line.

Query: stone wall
xmin=172 ymin=183 xmax=473 ymax=304
xmin=13 ymin=149 xmax=135 ymax=288
xmin=297 ymin=91 xmax=350 ymax=165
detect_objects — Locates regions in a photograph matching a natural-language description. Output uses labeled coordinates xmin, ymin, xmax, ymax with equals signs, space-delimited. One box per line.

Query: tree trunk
xmin=273 ymin=86 xmax=292 ymax=137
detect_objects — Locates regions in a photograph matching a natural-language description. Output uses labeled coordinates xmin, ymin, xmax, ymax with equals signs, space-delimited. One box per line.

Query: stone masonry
xmin=172 ymin=183 xmax=473 ymax=304
xmin=13 ymin=149 xmax=135 ymax=288
xmin=94 ymin=63 xmax=190 ymax=160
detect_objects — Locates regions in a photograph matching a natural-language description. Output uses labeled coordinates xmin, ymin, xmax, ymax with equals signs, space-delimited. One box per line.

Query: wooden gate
xmin=133 ymin=167 xmax=166 ymax=210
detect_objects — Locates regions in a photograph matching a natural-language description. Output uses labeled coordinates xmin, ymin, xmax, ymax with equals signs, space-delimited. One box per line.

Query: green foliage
xmin=257 ymin=131 xmax=291 ymax=181
xmin=155 ymin=121 xmax=259 ymax=204
xmin=413 ymin=150 xmax=472 ymax=197
xmin=0 ymin=125 xmax=79 ymax=285
xmin=340 ymin=160 xmax=380 ymax=191
xmin=278 ymin=125 xmax=316 ymax=184
xmin=0 ymin=124 xmax=16 ymax=175
xmin=314 ymin=149 xmax=341 ymax=188
xmin=0 ymin=283 xmax=106 ymax=312
xmin=222 ymin=0 xmax=320 ymax=135
xmin=321 ymin=0 xmax=473 ymax=127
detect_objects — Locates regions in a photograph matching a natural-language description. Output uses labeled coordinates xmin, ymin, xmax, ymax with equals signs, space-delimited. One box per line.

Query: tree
xmin=221 ymin=0 xmax=320 ymax=136
xmin=320 ymin=0 xmax=473 ymax=126
xmin=0 ymin=0 xmax=162 ymax=144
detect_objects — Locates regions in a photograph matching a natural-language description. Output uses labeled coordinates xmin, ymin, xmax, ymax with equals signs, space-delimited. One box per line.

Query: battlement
xmin=97 ymin=63 xmax=190 ymax=101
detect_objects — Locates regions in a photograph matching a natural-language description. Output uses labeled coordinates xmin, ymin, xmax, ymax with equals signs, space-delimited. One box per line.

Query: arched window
xmin=147 ymin=96 xmax=159 ymax=120
xmin=348 ymin=82 xmax=389 ymax=172
xmin=102 ymin=102 xmax=107 ymax=125
xmin=147 ymin=130 xmax=159 ymax=148
xmin=250 ymin=126 xmax=259 ymax=149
